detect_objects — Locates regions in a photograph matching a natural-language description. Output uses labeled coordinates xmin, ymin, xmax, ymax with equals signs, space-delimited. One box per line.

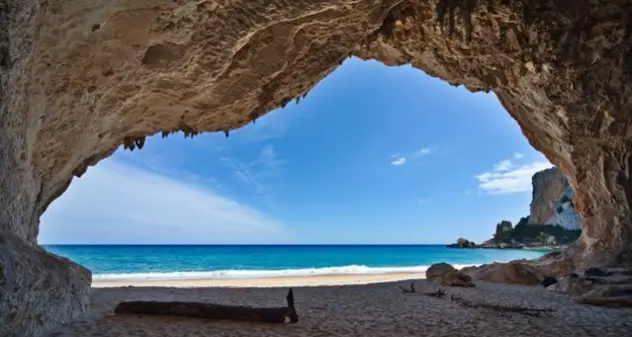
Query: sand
xmin=92 ymin=272 xmax=426 ymax=288
xmin=48 ymin=276 xmax=632 ymax=337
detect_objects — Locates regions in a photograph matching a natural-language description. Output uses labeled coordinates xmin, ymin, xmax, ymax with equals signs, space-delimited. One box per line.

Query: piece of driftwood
xmin=423 ymin=288 xmax=447 ymax=298
xmin=578 ymin=295 xmax=632 ymax=308
xmin=114 ymin=288 xmax=299 ymax=323
xmin=399 ymin=282 xmax=416 ymax=293
xmin=449 ymin=295 xmax=555 ymax=317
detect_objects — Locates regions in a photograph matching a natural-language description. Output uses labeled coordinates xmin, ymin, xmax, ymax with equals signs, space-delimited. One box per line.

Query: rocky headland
xmin=448 ymin=167 xmax=582 ymax=250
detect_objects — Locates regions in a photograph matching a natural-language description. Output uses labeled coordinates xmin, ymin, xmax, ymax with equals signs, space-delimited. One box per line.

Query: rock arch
xmin=1 ymin=0 xmax=631 ymax=336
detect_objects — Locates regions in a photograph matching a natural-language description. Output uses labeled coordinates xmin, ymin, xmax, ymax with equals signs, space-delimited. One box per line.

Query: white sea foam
xmin=93 ymin=264 xmax=479 ymax=281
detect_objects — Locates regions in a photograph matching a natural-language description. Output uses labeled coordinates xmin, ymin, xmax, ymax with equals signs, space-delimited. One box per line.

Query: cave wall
xmin=1 ymin=0 xmax=632 ymax=336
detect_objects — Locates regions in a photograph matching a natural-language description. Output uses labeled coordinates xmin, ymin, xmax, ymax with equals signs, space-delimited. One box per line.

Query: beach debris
xmin=448 ymin=295 xmax=555 ymax=317
xmin=577 ymin=284 xmax=632 ymax=308
xmin=399 ymin=282 xmax=416 ymax=293
xmin=114 ymin=288 xmax=299 ymax=323
xmin=423 ymin=288 xmax=447 ymax=298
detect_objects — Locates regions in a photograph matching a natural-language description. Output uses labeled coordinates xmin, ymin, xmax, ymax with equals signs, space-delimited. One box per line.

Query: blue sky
xmin=39 ymin=58 xmax=553 ymax=245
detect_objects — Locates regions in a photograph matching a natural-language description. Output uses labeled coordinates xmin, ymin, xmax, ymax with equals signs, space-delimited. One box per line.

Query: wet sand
xmin=92 ymin=272 xmax=425 ymax=288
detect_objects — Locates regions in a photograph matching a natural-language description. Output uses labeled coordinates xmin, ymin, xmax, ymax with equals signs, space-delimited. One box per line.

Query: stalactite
xmin=134 ymin=137 xmax=146 ymax=150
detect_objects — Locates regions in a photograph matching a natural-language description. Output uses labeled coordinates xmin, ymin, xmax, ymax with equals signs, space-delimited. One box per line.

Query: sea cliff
xmin=449 ymin=167 xmax=582 ymax=249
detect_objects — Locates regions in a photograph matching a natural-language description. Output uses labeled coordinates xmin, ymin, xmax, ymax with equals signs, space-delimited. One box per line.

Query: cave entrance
xmin=39 ymin=58 xmax=569 ymax=280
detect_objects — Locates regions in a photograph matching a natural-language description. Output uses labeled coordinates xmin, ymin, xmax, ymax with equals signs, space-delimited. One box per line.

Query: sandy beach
xmin=92 ymin=272 xmax=426 ymax=288
xmin=48 ymin=276 xmax=632 ymax=337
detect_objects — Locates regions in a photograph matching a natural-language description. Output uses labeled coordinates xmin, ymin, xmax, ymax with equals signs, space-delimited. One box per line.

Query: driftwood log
xmin=114 ymin=288 xmax=299 ymax=323
xmin=449 ymin=295 xmax=555 ymax=317
xmin=578 ymin=295 xmax=632 ymax=308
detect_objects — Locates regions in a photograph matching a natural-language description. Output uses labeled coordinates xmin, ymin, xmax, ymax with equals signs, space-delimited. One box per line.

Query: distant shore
xmin=92 ymin=272 xmax=425 ymax=288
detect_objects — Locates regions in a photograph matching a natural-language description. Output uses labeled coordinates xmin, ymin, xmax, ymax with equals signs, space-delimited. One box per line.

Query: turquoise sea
xmin=44 ymin=245 xmax=548 ymax=281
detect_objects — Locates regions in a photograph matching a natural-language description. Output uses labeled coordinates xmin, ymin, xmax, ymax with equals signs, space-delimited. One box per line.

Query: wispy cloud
xmin=390 ymin=146 xmax=436 ymax=166
xmin=39 ymin=159 xmax=289 ymax=244
xmin=220 ymin=144 xmax=285 ymax=206
xmin=391 ymin=157 xmax=407 ymax=166
xmin=475 ymin=154 xmax=553 ymax=194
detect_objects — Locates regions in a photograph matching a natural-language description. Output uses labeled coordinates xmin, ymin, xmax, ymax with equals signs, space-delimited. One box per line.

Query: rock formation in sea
xmin=529 ymin=167 xmax=582 ymax=230
xmin=2 ymin=1 xmax=632 ymax=336
xmin=449 ymin=168 xmax=582 ymax=249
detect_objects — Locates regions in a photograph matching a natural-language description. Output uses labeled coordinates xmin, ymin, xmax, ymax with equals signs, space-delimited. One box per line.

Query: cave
xmin=1 ymin=0 xmax=632 ymax=336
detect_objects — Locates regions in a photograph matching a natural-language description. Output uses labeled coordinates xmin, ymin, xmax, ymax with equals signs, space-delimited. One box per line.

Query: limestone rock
xmin=472 ymin=262 xmax=543 ymax=286
xmin=447 ymin=238 xmax=478 ymax=248
xmin=529 ymin=168 xmax=568 ymax=225
xmin=426 ymin=263 xmax=475 ymax=287
xmin=547 ymin=275 xmax=595 ymax=295
xmin=0 ymin=231 xmax=91 ymax=337
xmin=528 ymin=167 xmax=581 ymax=230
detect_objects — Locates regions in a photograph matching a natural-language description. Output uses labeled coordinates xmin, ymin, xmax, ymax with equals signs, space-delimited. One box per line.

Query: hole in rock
xmin=39 ymin=58 xmax=580 ymax=284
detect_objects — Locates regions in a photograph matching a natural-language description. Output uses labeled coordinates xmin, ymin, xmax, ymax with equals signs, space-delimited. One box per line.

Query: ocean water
xmin=44 ymin=245 xmax=548 ymax=281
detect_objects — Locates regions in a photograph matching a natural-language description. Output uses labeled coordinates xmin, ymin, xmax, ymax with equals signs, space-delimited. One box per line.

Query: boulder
xmin=471 ymin=262 xmax=543 ymax=285
xmin=426 ymin=263 xmax=475 ymax=287
xmin=0 ymin=231 xmax=91 ymax=337
xmin=447 ymin=238 xmax=478 ymax=249
xmin=546 ymin=275 xmax=595 ymax=295
xmin=584 ymin=267 xmax=609 ymax=277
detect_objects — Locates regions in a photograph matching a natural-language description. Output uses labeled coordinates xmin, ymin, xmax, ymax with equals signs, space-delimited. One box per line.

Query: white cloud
xmin=391 ymin=157 xmax=407 ymax=166
xmin=475 ymin=154 xmax=553 ymax=194
xmin=39 ymin=159 xmax=289 ymax=244
xmin=390 ymin=146 xmax=435 ymax=166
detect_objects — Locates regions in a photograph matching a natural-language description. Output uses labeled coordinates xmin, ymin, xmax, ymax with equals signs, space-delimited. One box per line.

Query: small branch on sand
xmin=449 ymin=295 xmax=555 ymax=317
xmin=578 ymin=296 xmax=632 ymax=308
xmin=399 ymin=282 xmax=416 ymax=293
xmin=422 ymin=288 xmax=447 ymax=298
xmin=114 ymin=288 xmax=299 ymax=323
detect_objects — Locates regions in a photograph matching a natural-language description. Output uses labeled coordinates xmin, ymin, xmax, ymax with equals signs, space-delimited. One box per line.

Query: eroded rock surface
xmin=529 ymin=167 xmax=582 ymax=230
xmin=529 ymin=168 xmax=569 ymax=225
xmin=0 ymin=231 xmax=91 ymax=337
xmin=1 ymin=0 xmax=632 ymax=336
xmin=469 ymin=261 xmax=545 ymax=286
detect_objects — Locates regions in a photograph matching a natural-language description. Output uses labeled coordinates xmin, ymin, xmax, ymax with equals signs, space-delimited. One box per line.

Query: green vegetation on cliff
xmin=492 ymin=216 xmax=581 ymax=246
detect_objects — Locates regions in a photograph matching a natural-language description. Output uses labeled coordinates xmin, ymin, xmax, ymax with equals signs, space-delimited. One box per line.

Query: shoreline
xmin=92 ymin=272 xmax=426 ymax=288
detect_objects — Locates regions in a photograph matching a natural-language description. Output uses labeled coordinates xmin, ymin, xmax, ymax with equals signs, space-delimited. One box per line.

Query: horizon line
xmin=42 ymin=243 xmax=449 ymax=246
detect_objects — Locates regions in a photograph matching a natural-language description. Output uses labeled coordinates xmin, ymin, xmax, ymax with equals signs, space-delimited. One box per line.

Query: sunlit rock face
xmin=1 ymin=0 xmax=632 ymax=336
xmin=529 ymin=167 xmax=582 ymax=230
